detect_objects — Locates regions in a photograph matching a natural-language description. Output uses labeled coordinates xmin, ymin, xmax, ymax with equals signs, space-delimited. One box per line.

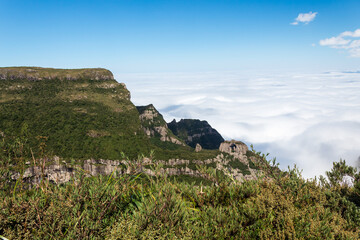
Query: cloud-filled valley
xmin=120 ymin=71 xmax=360 ymax=178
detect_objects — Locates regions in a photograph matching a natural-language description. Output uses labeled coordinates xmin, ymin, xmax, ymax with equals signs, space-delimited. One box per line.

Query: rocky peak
xmin=167 ymin=119 xmax=224 ymax=149
xmin=0 ymin=67 xmax=114 ymax=81
xmin=136 ymin=104 xmax=185 ymax=146
xmin=137 ymin=104 xmax=158 ymax=121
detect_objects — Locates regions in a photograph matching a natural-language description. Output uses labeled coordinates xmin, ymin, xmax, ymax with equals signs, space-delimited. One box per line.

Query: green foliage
xmin=1 ymin=70 xmax=360 ymax=239
xmin=0 ymin=78 xmax=151 ymax=160
xmin=326 ymin=159 xmax=357 ymax=187
xmin=248 ymin=159 xmax=259 ymax=170
xmin=1 ymin=172 xmax=146 ymax=239
xmin=152 ymin=143 xmax=220 ymax=161
xmin=0 ymin=67 xmax=113 ymax=81
xmin=167 ymin=119 xmax=224 ymax=149
xmin=168 ymin=175 xmax=214 ymax=186
xmin=136 ymin=104 xmax=168 ymax=128
xmin=1 ymin=144 xmax=360 ymax=239
xmin=227 ymin=160 xmax=251 ymax=175
xmin=324 ymin=159 xmax=360 ymax=211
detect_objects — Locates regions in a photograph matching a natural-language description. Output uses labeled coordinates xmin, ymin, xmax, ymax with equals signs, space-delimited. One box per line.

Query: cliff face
xmin=136 ymin=104 xmax=185 ymax=146
xmin=1 ymin=66 xmax=262 ymax=186
xmin=168 ymin=119 xmax=225 ymax=149
xmin=0 ymin=67 xmax=114 ymax=81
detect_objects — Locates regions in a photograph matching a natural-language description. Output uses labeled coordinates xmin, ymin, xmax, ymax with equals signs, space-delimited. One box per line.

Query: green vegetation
xmin=1 ymin=141 xmax=360 ymax=239
xmin=0 ymin=69 xmax=222 ymax=162
xmin=228 ymin=160 xmax=251 ymax=175
xmin=136 ymin=104 xmax=186 ymax=148
xmin=136 ymin=104 xmax=168 ymax=129
xmin=167 ymin=119 xmax=224 ymax=149
xmin=248 ymin=159 xmax=259 ymax=170
xmin=1 ymin=68 xmax=360 ymax=239
xmin=0 ymin=75 xmax=151 ymax=160
xmin=153 ymin=146 xmax=220 ymax=161
xmin=0 ymin=67 xmax=113 ymax=81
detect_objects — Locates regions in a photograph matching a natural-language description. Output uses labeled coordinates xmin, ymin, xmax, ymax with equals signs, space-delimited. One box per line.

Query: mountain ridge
xmin=0 ymin=67 xmax=260 ymax=184
xmin=0 ymin=67 xmax=114 ymax=81
xmin=168 ymin=118 xmax=225 ymax=149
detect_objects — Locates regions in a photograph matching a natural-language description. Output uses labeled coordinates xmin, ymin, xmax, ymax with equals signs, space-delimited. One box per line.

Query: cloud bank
xmin=291 ymin=11 xmax=318 ymax=25
xmin=119 ymin=70 xmax=360 ymax=178
xmin=320 ymin=29 xmax=360 ymax=57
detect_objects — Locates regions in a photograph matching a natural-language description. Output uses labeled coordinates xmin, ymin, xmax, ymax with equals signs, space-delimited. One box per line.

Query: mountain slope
xmin=136 ymin=104 xmax=185 ymax=146
xmin=0 ymin=67 xmax=262 ymax=185
xmin=0 ymin=67 xmax=151 ymax=159
xmin=168 ymin=119 xmax=225 ymax=149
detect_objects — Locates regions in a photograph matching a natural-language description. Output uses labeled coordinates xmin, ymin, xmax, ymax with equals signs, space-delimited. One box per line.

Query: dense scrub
xmin=0 ymin=76 xmax=223 ymax=162
xmin=0 ymin=77 xmax=152 ymax=160
xmin=1 ymin=141 xmax=360 ymax=239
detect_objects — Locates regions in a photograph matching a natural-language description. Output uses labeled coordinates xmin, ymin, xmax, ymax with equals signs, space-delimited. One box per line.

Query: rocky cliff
xmin=168 ymin=119 xmax=225 ymax=149
xmin=136 ymin=104 xmax=185 ymax=146
xmin=1 ymin=67 xmax=262 ymax=186
xmin=12 ymin=140 xmax=260 ymax=186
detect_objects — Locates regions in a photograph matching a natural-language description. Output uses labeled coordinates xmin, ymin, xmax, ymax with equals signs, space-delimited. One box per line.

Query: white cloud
xmin=291 ymin=11 xmax=318 ymax=25
xmin=319 ymin=37 xmax=350 ymax=47
xmin=119 ymin=70 xmax=360 ymax=178
xmin=320 ymin=29 xmax=360 ymax=57
xmin=341 ymin=29 xmax=360 ymax=37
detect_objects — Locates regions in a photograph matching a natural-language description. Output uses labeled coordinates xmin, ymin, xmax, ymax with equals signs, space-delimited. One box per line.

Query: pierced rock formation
xmin=219 ymin=140 xmax=248 ymax=156
xmin=195 ymin=143 xmax=202 ymax=152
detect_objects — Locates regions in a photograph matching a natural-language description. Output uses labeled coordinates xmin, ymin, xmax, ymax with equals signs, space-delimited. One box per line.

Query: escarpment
xmin=0 ymin=67 xmax=147 ymax=160
xmin=0 ymin=67 xmax=114 ymax=81
xmin=1 ymin=66 xmax=263 ymax=186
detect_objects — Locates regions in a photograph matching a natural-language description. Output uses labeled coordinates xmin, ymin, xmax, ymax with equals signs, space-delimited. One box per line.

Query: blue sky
xmin=1 ymin=0 xmax=360 ymax=73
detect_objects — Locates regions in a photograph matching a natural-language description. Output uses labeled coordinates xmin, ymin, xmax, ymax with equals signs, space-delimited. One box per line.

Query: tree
xmin=326 ymin=159 xmax=357 ymax=187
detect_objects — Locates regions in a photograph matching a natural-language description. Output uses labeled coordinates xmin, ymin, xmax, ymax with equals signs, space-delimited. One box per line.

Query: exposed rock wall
xmin=167 ymin=119 xmax=224 ymax=149
xmin=137 ymin=104 xmax=185 ymax=146
xmin=10 ymin=146 xmax=260 ymax=186
xmin=219 ymin=140 xmax=248 ymax=156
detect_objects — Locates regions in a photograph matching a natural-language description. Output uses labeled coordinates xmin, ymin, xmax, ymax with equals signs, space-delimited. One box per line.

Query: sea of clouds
xmin=117 ymin=70 xmax=360 ymax=178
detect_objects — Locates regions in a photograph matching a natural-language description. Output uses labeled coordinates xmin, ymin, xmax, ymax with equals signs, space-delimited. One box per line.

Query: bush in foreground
xmin=0 ymin=144 xmax=359 ymax=239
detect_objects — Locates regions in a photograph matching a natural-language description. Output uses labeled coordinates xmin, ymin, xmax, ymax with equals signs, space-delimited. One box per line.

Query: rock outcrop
xmin=219 ymin=140 xmax=248 ymax=156
xmin=137 ymin=104 xmax=185 ymax=145
xmin=195 ymin=143 xmax=202 ymax=152
xmin=168 ymin=119 xmax=224 ymax=149
xmin=11 ymin=146 xmax=260 ymax=186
